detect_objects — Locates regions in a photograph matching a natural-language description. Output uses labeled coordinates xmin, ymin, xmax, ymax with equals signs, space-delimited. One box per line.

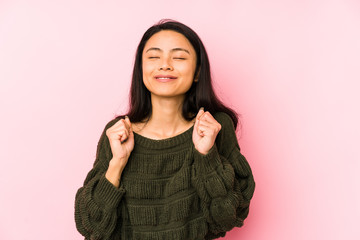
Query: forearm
xmin=191 ymin=145 xmax=255 ymax=234
xmin=75 ymin=168 xmax=126 ymax=239
xmin=75 ymin=119 xmax=129 ymax=239
xmin=105 ymin=157 xmax=127 ymax=188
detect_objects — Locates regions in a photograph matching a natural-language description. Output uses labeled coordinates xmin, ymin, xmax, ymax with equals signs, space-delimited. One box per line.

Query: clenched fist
xmin=192 ymin=108 xmax=222 ymax=155
xmin=106 ymin=116 xmax=134 ymax=167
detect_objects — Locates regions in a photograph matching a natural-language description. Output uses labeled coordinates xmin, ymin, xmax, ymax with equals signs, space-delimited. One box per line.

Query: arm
xmin=191 ymin=112 xmax=255 ymax=238
xmin=75 ymin=118 xmax=131 ymax=240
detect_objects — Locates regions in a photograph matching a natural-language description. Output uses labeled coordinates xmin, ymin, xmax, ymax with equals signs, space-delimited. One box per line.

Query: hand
xmin=192 ymin=108 xmax=222 ymax=155
xmin=106 ymin=116 xmax=134 ymax=165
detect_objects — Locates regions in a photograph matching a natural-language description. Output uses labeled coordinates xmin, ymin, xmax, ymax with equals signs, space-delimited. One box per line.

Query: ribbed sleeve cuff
xmin=193 ymin=145 xmax=222 ymax=175
xmin=94 ymin=174 xmax=126 ymax=209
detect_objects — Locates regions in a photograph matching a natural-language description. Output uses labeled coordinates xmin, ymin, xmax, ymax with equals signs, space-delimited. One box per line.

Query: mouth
xmin=154 ymin=75 xmax=177 ymax=82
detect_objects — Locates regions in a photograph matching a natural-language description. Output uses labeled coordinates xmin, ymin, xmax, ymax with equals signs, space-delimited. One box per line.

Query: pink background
xmin=1 ymin=0 xmax=359 ymax=239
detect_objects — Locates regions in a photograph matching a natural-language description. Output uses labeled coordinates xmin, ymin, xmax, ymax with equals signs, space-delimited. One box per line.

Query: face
xmin=142 ymin=30 xmax=197 ymax=99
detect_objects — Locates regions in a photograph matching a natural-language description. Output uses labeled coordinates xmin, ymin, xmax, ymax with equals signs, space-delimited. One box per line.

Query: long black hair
xmin=119 ymin=19 xmax=239 ymax=129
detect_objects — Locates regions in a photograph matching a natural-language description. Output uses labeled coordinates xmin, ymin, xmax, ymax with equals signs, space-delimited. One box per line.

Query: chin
xmin=151 ymin=92 xmax=186 ymax=99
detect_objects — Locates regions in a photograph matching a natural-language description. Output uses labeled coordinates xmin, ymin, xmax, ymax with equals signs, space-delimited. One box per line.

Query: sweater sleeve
xmin=191 ymin=112 xmax=255 ymax=239
xmin=74 ymin=119 xmax=126 ymax=240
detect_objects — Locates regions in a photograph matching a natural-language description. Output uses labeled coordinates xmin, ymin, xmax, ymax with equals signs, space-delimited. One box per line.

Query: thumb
xmin=196 ymin=107 xmax=205 ymax=120
xmin=194 ymin=108 xmax=205 ymax=137
xmin=125 ymin=116 xmax=132 ymax=132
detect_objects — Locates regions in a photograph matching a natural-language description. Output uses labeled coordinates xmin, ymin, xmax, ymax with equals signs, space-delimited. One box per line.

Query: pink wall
xmin=1 ymin=0 xmax=359 ymax=239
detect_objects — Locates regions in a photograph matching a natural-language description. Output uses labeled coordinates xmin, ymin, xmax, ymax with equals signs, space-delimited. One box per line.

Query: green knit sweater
xmin=75 ymin=112 xmax=255 ymax=240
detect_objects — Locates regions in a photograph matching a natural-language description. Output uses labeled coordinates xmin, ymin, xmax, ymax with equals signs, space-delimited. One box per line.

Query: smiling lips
xmin=154 ymin=75 xmax=178 ymax=83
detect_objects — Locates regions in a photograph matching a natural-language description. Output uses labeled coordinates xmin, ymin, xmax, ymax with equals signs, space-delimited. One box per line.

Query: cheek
xmin=187 ymin=59 xmax=197 ymax=77
xmin=178 ymin=62 xmax=196 ymax=77
xmin=142 ymin=61 xmax=154 ymax=78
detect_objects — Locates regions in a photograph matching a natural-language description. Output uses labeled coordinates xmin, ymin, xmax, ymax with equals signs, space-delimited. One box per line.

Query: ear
xmin=194 ymin=68 xmax=200 ymax=82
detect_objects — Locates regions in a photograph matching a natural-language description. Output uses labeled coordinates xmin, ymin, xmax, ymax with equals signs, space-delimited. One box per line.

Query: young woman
xmin=75 ymin=19 xmax=255 ymax=240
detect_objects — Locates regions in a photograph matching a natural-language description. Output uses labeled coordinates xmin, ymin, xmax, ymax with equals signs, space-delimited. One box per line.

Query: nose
xmin=159 ymin=57 xmax=173 ymax=71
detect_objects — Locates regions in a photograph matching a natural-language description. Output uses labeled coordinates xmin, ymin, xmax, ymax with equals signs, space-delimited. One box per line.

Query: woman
xmin=75 ymin=19 xmax=255 ymax=240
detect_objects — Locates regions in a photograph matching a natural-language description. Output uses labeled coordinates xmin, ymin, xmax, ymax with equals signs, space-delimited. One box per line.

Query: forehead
xmin=144 ymin=30 xmax=195 ymax=54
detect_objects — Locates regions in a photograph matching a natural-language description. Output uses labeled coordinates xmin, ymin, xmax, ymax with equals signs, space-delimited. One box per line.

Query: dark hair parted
xmin=122 ymin=19 xmax=239 ymax=129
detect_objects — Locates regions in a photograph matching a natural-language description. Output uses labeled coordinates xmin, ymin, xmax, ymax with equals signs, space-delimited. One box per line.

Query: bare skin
xmin=105 ymin=108 xmax=221 ymax=188
xmin=105 ymin=31 xmax=222 ymax=188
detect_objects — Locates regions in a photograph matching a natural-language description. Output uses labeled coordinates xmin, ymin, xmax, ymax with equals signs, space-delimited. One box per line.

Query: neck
xmin=145 ymin=94 xmax=193 ymax=138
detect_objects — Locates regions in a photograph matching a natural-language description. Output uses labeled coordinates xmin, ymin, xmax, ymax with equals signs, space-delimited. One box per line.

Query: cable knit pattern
xmin=75 ymin=112 xmax=255 ymax=240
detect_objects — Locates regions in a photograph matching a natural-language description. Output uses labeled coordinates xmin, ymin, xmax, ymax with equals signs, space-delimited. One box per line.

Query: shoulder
xmin=213 ymin=112 xmax=239 ymax=154
xmin=213 ymin=112 xmax=236 ymax=131
xmin=103 ymin=116 xmax=123 ymax=131
xmin=95 ymin=117 xmax=123 ymax=144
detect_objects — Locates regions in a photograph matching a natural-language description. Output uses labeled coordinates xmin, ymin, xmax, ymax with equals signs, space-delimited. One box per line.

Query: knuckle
xmin=106 ymin=128 xmax=111 ymax=136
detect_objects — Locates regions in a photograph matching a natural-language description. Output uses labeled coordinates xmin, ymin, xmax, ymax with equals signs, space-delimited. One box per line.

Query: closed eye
xmin=148 ymin=56 xmax=160 ymax=59
xmin=174 ymin=57 xmax=186 ymax=60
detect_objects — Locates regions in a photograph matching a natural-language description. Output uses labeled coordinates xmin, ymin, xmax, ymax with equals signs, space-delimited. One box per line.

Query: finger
xmin=115 ymin=119 xmax=129 ymax=141
xmin=110 ymin=119 xmax=126 ymax=132
xmin=120 ymin=129 xmax=129 ymax=142
xmin=197 ymin=125 xmax=208 ymax=135
xmin=196 ymin=108 xmax=205 ymax=137
xmin=113 ymin=118 xmax=125 ymax=127
xmin=197 ymin=127 xmax=205 ymax=137
xmin=196 ymin=107 xmax=205 ymax=120
xmin=197 ymin=118 xmax=213 ymax=128
xmin=124 ymin=116 xmax=132 ymax=132
xmin=198 ymin=119 xmax=222 ymax=133
xmin=199 ymin=111 xmax=215 ymax=122
xmin=193 ymin=115 xmax=203 ymax=137
xmin=112 ymin=119 xmax=129 ymax=132
xmin=199 ymin=112 xmax=221 ymax=130
xmin=196 ymin=120 xmax=206 ymax=137
xmin=198 ymin=124 xmax=221 ymax=136
xmin=111 ymin=123 xmax=129 ymax=135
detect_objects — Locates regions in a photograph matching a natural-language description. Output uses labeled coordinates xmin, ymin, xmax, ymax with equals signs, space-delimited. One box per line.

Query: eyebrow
xmin=145 ymin=47 xmax=190 ymax=54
